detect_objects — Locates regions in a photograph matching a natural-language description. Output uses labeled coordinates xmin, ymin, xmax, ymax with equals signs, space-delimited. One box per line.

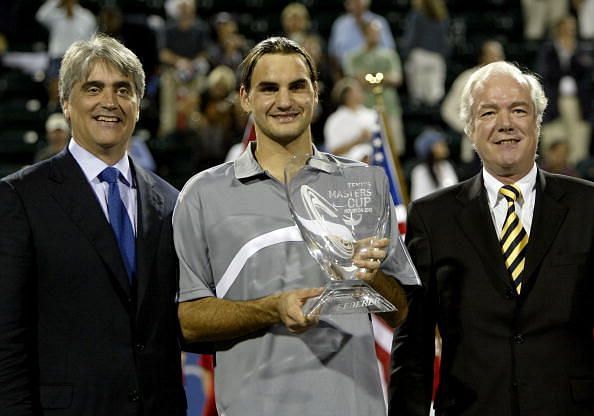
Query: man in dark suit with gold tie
xmin=0 ymin=34 xmax=186 ymax=415
xmin=389 ymin=61 xmax=594 ymax=416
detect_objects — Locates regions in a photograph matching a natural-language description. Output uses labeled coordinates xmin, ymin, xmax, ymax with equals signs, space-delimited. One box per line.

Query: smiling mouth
xmin=271 ymin=112 xmax=299 ymax=122
xmin=495 ymin=138 xmax=520 ymax=144
xmin=94 ymin=115 xmax=121 ymax=123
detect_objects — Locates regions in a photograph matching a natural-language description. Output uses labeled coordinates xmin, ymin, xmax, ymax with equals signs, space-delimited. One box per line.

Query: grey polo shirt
xmin=173 ymin=144 xmax=418 ymax=416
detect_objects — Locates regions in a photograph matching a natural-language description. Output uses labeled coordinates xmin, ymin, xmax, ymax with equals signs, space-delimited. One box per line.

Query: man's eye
xmin=118 ymin=88 xmax=130 ymax=95
xmin=290 ymin=82 xmax=306 ymax=91
xmin=87 ymin=86 xmax=100 ymax=94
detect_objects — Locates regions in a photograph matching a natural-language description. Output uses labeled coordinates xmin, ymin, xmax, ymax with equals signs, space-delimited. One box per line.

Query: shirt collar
xmin=68 ymin=138 xmax=134 ymax=187
xmin=233 ymin=141 xmax=326 ymax=179
xmin=483 ymin=163 xmax=537 ymax=208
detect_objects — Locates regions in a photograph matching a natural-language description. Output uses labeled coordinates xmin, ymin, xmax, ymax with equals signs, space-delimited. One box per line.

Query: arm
xmin=35 ymin=0 xmax=61 ymax=26
xmin=173 ymin=181 xmax=322 ymax=344
xmin=178 ymin=287 xmax=322 ymax=343
xmin=440 ymin=73 xmax=468 ymax=133
xmin=0 ymin=181 xmax=35 ymax=415
xmin=388 ymin=204 xmax=437 ymax=416
xmin=326 ymin=128 xmax=373 ymax=157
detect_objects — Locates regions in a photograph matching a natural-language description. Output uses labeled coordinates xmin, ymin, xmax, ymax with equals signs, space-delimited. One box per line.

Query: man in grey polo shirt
xmin=173 ymin=36 xmax=419 ymax=416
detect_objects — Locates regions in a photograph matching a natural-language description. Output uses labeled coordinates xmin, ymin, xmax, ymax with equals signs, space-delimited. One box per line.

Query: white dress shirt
xmin=483 ymin=164 xmax=537 ymax=238
xmin=68 ymin=139 xmax=137 ymax=235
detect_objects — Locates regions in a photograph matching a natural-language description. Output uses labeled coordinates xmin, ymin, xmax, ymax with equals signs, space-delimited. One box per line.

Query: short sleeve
xmin=173 ymin=179 xmax=215 ymax=302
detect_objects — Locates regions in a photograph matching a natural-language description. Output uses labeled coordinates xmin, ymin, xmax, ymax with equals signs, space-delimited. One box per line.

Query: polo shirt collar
xmin=233 ymin=142 xmax=327 ymax=179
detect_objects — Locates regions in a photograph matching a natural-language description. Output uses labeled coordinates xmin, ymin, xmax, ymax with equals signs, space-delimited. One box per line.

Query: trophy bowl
xmin=285 ymin=153 xmax=397 ymax=317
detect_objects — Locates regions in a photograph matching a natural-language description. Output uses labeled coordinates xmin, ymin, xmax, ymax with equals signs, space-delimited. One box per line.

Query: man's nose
xmin=101 ymin=90 xmax=118 ymax=110
xmin=496 ymin=111 xmax=513 ymax=131
xmin=276 ymin=88 xmax=292 ymax=108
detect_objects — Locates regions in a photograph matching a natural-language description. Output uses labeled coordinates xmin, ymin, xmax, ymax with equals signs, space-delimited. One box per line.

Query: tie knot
xmin=98 ymin=167 xmax=131 ymax=187
xmin=499 ymin=184 xmax=522 ymax=202
xmin=98 ymin=167 xmax=120 ymax=184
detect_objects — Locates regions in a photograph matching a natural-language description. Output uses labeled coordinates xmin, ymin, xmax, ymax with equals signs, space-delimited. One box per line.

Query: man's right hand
xmin=276 ymin=288 xmax=323 ymax=334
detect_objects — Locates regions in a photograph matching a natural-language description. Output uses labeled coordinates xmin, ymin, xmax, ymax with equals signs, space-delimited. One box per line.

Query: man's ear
xmin=62 ymin=101 xmax=70 ymax=121
xmin=239 ymin=85 xmax=251 ymax=113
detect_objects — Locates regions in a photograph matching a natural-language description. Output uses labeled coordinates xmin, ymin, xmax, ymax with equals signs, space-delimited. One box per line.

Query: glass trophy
xmin=285 ymin=153 xmax=397 ymax=318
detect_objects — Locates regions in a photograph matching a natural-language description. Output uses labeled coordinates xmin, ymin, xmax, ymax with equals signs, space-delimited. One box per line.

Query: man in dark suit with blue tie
xmin=389 ymin=61 xmax=594 ymax=416
xmin=0 ymin=34 xmax=186 ymax=415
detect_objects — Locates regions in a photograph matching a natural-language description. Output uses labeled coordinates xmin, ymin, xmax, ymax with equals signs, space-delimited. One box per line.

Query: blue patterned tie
xmin=98 ymin=167 xmax=136 ymax=283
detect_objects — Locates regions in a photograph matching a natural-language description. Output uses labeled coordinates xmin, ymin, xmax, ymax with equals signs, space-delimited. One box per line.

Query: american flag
xmin=369 ymin=112 xmax=410 ymax=405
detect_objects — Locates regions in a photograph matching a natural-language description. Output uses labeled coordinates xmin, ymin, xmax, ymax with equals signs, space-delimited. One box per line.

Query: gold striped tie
xmin=499 ymin=184 xmax=528 ymax=294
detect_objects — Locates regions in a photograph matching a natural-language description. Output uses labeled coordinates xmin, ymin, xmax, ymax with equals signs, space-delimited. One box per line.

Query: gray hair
xmin=460 ymin=61 xmax=547 ymax=137
xmin=59 ymin=33 xmax=145 ymax=108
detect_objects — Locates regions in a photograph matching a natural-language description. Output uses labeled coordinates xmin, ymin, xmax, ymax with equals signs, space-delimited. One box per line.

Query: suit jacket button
xmin=513 ymin=333 xmax=524 ymax=344
xmin=135 ymin=343 xmax=145 ymax=352
xmin=505 ymin=289 xmax=515 ymax=300
xmin=128 ymin=389 xmax=141 ymax=402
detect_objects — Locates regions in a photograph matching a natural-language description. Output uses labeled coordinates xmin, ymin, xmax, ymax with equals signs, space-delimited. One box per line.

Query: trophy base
xmin=303 ymin=280 xmax=396 ymax=318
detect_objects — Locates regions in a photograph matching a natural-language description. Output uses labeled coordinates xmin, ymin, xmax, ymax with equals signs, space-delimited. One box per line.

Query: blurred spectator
xmin=345 ymin=19 xmax=405 ymax=155
xmin=281 ymin=3 xmax=312 ymax=45
xmin=129 ymin=134 xmax=157 ymax=172
xmin=539 ymin=139 xmax=579 ymax=177
xmin=159 ymin=0 xmax=211 ymax=137
xmin=522 ymin=0 xmax=569 ymax=40
xmin=324 ymin=77 xmax=376 ymax=162
xmin=572 ymin=0 xmax=594 ymax=39
xmin=441 ymin=40 xmax=505 ymax=164
xmin=279 ymin=3 xmax=330 ymax=144
xmin=192 ymin=65 xmax=244 ymax=171
xmin=35 ymin=112 xmax=69 ymax=162
xmin=36 ymin=0 xmax=96 ymax=110
xmin=401 ymin=0 xmax=450 ymax=107
xmin=207 ymin=12 xmax=250 ymax=71
xmin=328 ymin=0 xmax=395 ymax=80
xmin=537 ymin=15 xmax=593 ymax=165
xmin=99 ymin=5 xmax=159 ymax=81
xmin=410 ymin=127 xmax=458 ymax=201
xmin=0 ymin=33 xmax=7 ymax=75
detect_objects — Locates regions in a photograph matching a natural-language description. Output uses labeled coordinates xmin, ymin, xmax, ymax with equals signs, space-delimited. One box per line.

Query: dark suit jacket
xmin=0 ymin=150 xmax=186 ymax=416
xmin=389 ymin=170 xmax=594 ymax=416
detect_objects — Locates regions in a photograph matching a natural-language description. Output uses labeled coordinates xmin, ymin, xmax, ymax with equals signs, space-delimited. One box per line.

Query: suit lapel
xmin=522 ymin=170 xmax=567 ymax=292
xmin=133 ymin=163 xmax=164 ymax=311
xmin=48 ymin=150 xmax=131 ymax=297
xmin=455 ymin=174 xmax=513 ymax=296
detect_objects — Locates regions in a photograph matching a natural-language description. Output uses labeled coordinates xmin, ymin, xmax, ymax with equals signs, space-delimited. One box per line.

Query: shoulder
xmin=139 ymin=167 xmax=179 ymax=199
xmin=412 ymin=176 xmax=471 ymax=208
xmin=2 ymin=158 xmax=54 ymax=190
xmin=542 ymin=171 xmax=594 ymax=195
xmin=178 ymin=161 xmax=235 ymax=200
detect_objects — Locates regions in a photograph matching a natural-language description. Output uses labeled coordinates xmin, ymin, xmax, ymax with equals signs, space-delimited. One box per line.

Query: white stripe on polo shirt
xmin=216 ymin=225 xmax=303 ymax=298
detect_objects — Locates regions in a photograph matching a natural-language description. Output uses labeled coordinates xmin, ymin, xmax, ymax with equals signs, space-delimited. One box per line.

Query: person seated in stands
xmin=35 ymin=112 xmax=69 ymax=162
xmin=410 ymin=127 xmax=458 ymax=201
xmin=207 ymin=12 xmax=251 ymax=71
xmin=539 ymin=139 xmax=579 ymax=177
xmin=345 ymin=19 xmax=405 ymax=155
xmin=324 ymin=77 xmax=377 ymax=162
xmin=36 ymin=0 xmax=96 ymax=110
xmin=158 ymin=0 xmax=211 ymax=137
xmin=537 ymin=14 xmax=593 ymax=166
